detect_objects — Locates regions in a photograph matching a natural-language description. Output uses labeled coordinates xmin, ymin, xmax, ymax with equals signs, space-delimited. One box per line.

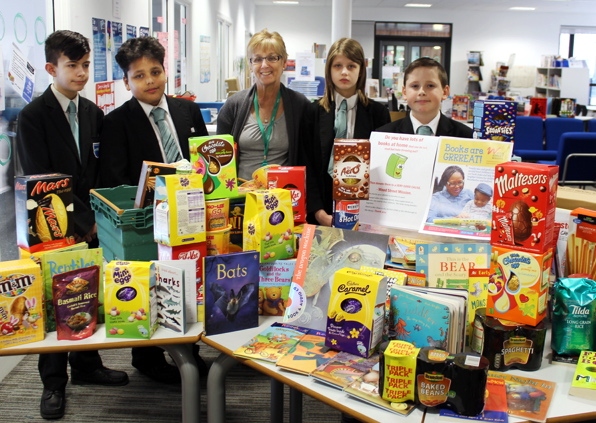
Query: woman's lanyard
xmin=254 ymin=90 xmax=282 ymax=166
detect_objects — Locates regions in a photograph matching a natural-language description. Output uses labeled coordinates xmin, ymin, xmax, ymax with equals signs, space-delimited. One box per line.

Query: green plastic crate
xmin=89 ymin=185 xmax=157 ymax=261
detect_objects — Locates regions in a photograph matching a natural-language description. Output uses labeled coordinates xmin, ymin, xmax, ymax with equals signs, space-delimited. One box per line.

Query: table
xmin=0 ymin=322 xmax=204 ymax=423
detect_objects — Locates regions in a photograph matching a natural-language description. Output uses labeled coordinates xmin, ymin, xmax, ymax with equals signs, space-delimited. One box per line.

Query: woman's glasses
xmin=446 ymin=181 xmax=464 ymax=188
xmin=250 ymin=55 xmax=282 ymax=65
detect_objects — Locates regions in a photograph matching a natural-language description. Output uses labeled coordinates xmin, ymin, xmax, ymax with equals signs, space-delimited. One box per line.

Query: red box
xmin=266 ymin=166 xmax=307 ymax=224
xmin=491 ymin=162 xmax=559 ymax=254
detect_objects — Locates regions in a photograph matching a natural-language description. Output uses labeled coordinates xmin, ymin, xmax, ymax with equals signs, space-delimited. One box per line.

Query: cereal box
xmin=0 ymin=258 xmax=44 ymax=349
xmin=104 ymin=260 xmax=157 ymax=339
xmin=15 ymin=173 xmax=75 ymax=253
xmin=473 ymin=100 xmax=517 ymax=142
xmin=188 ymin=135 xmax=239 ymax=200
xmin=492 ymin=162 xmax=559 ymax=254
xmin=486 ymin=245 xmax=553 ymax=326
xmin=325 ymin=267 xmax=387 ymax=358
xmin=331 ymin=139 xmax=371 ymax=200
xmin=153 ymin=173 xmax=206 ymax=246
xmin=267 ymin=166 xmax=307 ymax=224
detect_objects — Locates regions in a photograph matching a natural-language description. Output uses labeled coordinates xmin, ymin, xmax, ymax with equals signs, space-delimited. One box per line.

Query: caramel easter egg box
xmin=491 ymin=162 xmax=558 ymax=254
xmin=331 ymin=139 xmax=370 ymax=200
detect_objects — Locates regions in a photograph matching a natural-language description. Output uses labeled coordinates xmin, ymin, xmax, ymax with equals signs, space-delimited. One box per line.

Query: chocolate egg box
xmin=189 ymin=135 xmax=239 ymax=200
xmin=331 ymin=139 xmax=371 ymax=200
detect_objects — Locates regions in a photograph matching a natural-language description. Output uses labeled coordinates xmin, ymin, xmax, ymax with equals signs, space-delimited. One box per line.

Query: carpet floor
xmin=0 ymin=343 xmax=342 ymax=422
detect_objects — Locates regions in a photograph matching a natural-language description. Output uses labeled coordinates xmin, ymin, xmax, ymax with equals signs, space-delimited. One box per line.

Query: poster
xmin=294 ymin=51 xmax=315 ymax=81
xmin=111 ymin=21 xmax=123 ymax=80
xmin=7 ymin=43 xmax=34 ymax=103
xmin=126 ymin=24 xmax=137 ymax=40
xmin=200 ymin=35 xmax=210 ymax=83
xmin=92 ymin=18 xmax=107 ymax=82
xmin=96 ymin=81 xmax=115 ymax=115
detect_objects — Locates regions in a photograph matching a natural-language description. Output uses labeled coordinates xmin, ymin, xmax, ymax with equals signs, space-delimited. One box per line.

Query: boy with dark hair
xmin=99 ymin=36 xmax=209 ymax=383
xmin=377 ymin=57 xmax=473 ymax=138
xmin=16 ymin=29 xmax=128 ymax=421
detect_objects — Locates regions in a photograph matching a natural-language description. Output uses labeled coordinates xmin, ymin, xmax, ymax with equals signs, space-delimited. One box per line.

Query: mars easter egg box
xmin=491 ymin=162 xmax=558 ymax=254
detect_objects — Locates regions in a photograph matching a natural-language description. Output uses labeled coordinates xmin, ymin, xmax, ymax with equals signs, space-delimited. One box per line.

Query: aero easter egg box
xmin=331 ymin=139 xmax=371 ymax=200
xmin=189 ymin=135 xmax=239 ymax=200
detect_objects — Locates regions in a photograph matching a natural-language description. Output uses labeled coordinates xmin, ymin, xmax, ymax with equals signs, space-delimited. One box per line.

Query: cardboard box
xmin=104 ymin=260 xmax=157 ymax=339
xmin=487 ymin=246 xmax=553 ymax=326
xmin=331 ymin=139 xmax=371 ymax=200
xmin=0 ymin=258 xmax=45 ymax=349
xmin=556 ymin=186 xmax=596 ymax=211
xmin=492 ymin=162 xmax=559 ymax=254
xmin=15 ymin=173 xmax=75 ymax=253
xmin=134 ymin=161 xmax=179 ymax=208
xmin=153 ymin=173 xmax=206 ymax=246
xmin=267 ymin=166 xmax=307 ymax=224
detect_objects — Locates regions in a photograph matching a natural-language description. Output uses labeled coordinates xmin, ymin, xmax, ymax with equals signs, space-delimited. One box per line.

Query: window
xmin=560 ymin=26 xmax=596 ymax=106
xmin=217 ymin=19 xmax=232 ymax=101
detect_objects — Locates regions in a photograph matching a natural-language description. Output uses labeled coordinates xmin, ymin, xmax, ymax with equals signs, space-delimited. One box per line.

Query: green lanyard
xmin=254 ymin=90 xmax=282 ymax=166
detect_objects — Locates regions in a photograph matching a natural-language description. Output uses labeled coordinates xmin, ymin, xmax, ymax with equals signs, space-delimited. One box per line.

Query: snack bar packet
xmin=551 ymin=277 xmax=596 ymax=357
xmin=52 ymin=265 xmax=100 ymax=340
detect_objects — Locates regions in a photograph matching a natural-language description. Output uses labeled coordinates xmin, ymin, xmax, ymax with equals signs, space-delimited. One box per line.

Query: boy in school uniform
xmin=99 ymin=36 xmax=209 ymax=383
xmin=16 ymin=29 xmax=129 ymax=421
xmin=376 ymin=57 xmax=473 ymax=138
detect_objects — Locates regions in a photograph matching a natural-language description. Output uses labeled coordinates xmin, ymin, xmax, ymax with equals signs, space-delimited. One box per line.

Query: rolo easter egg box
xmin=189 ymin=135 xmax=239 ymax=200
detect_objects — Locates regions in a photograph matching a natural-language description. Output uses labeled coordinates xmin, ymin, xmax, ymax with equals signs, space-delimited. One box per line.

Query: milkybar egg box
xmin=487 ymin=245 xmax=553 ymax=326
xmin=0 ymin=258 xmax=44 ymax=349
xmin=492 ymin=162 xmax=559 ymax=254
xmin=15 ymin=173 xmax=75 ymax=254
xmin=266 ymin=166 xmax=307 ymax=224
xmin=325 ymin=267 xmax=387 ymax=358
xmin=153 ymin=173 xmax=206 ymax=246
xmin=188 ymin=135 xmax=239 ymax=200
xmin=104 ymin=260 xmax=157 ymax=339
xmin=332 ymin=139 xmax=370 ymax=200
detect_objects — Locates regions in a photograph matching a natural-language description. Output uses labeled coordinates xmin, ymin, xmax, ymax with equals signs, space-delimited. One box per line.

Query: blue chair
xmin=196 ymin=102 xmax=225 ymax=113
xmin=555 ymin=132 xmax=596 ymax=187
xmin=588 ymin=118 xmax=596 ymax=132
xmin=315 ymin=76 xmax=325 ymax=96
xmin=544 ymin=117 xmax=584 ymax=152
xmin=512 ymin=116 xmax=555 ymax=161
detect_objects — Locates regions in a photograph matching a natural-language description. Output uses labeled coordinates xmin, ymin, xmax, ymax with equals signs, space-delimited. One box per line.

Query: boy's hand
xmin=315 ymin=209 xmax=333 ymax=227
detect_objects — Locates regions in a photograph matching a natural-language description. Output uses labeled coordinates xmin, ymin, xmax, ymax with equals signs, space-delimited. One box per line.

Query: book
xmin=529 ymin=97 xmax=547 ymax=119
xmin=283 ymin=224 xmax=389 ymax=331
xmin=233 ymin=322 xmax=309 ymax=363
xmin=203 ymin=251 xmax=260 ymax=335
xmin=258 ymin=259 xmax=295 ymax=316
xmin=310 ymin=351 xmax=380 ymax=390
xmin=344 ymin=362 xmax=416 ymax=417
xmin=438 ymin=376 xmax=508 ymax=422
xmin=467 ymin=268 xmax=489 ymax=345
xmin=488 ymin=370 xmax=556 ymax=423
xmin=134 ymin=161 xmax=178 ymax=208
xmin=154 ymin=260 xmax=198 ymax=333
xmin=276 ymin=328 xmax=338 ymax=375
xmin=568 ymin=350 xmax=596 ymax=400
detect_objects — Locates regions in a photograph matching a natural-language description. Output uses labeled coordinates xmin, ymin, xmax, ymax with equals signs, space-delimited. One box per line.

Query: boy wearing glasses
xmin=377 ymin=57 xmax=473 ymax=138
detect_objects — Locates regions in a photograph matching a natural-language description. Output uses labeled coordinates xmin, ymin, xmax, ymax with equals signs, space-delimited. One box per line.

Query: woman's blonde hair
xmin=247 ymin=29 xmax=288 ymax=61
xmin=320 ymin=38 xmax=368 ymax=112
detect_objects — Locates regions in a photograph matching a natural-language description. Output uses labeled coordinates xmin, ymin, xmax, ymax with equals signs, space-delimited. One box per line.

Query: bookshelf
xmin=466 ymin=51 xmax=483 ymax=95
xmin=535 ymin=67 xmax=590 ymax=104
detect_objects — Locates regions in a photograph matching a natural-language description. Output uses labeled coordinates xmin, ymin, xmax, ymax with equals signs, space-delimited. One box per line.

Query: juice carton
xmin=487 ymin=245 xmax=553 ymax=326
xmin=267 ymin=166 xmax=307 ymax=224
xmin=153 ymin=173 xmax=206 ymax=246
xmin=188 ymin=135 xmax=239 ymax=200
xmin=104 ymin=261 xmax=157 ymax=339
xmin=331 ymin=139 xmax=371 ymax=200
xmin=472 ymin=100 xmax=517 ymax=142
xmin=492 ymin=162 xmax=559 ymax=254
xmin=15 ymin=173 xmax=75 ymax=253
xmin=0 ymin=259 xmax=44 ymax=349
xmin=325 ymin=267 xmax=387 ymax=357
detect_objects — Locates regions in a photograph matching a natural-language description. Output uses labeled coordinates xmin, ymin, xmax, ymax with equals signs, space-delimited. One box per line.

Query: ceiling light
xmin=405 ymin=3 xmax=432 ymax=8
xmin=510 ymin=6 xmax=535 ymax=10
xmin=273 ymin=1 xmax=299 ymax=4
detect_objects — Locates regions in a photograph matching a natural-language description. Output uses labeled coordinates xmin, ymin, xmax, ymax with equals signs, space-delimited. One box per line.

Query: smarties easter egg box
xmin=472 ymin=100 xmax=517 ymax=142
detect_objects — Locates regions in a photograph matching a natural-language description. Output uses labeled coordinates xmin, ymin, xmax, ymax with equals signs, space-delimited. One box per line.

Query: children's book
xmin=203 ymin=251 xmax=260 ymax=335
xmin=154 ymin=260 xmax=197 ymax=333
xmin=467 ymin=268 xmax=489 ymax=346
xmin=258 ymin=259 xmax=295 ymax=316
xmin=310 ymin=351 xmax=380 ymax=390
xmin=568 ymin=350 xmax=596 ymax=400
xmin=134 ymin=161 xmax=178 ymax=208
xmin=233 ymin=322 xmax=309 ymax=363
xmin=344 ymin=363 xmax=416 ymax=417
xmin=276 ymin=328 xmax=338 ymax=375
xmin=283 ymin=224 xmax=389 ymax=331
xmin=488 ymin=370 xmax=556 ymax=423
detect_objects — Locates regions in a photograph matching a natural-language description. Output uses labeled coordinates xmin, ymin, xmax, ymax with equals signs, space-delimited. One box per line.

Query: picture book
xmin=467 ymin=268 xmax=489 ymax=345
xmin=283 ymin=224 xmax=389 ymax=331
xmin=438 ymin=376 xmax=508 ymax=423
xmin=233 ymin=322 xmax=309 ymax=363
xmin=529 ymin=97 xmax=547 ymax=119
xmin=452 ymin=95 xmax=471 ymax=121
xmin=258 ymin=259 xmax=295 ymax=316
xmin=344 ymin=362 xmax=416 ymax=417
xmin=568 ymin=350 xmax=596 ymax=400
xmin=310 ymin=351 xmax=380 ymax=390
xmin=134 ymin=161 xmax=178 ymax=208
xmin=154 ymin=260 xmax=198 ymax=333
xmin=488 ymin=370 xmax=556 ymax=423
xmin=387 ymin=236 xmax=416 ymax=268
xmin=203 ymin=251 xmax=260 ymax=335
xmin=416 ymin=242 xmax=491 ymax=289
xmin=276 ymin=329 xmax=338 ymax=375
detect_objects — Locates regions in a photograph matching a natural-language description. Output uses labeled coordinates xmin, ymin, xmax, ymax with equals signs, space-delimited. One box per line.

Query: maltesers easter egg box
xmin=189 ymin=135 xmax=239 ymax=200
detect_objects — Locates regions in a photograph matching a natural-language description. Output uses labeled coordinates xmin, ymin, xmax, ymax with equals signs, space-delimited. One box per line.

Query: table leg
xmin=163 ymin=343 xmax=200 ymax=423
xmin=271 ymin=378 xmax=284 ymax=423
xmin=207 ymin=353 xmax=240 ymax=423
xmin=289 ymin=387 xmax=302 ymax=423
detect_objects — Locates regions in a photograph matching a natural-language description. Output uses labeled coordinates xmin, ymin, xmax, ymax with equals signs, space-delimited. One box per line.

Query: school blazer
xmin=376 ymin=111 xmax=474 ymax=138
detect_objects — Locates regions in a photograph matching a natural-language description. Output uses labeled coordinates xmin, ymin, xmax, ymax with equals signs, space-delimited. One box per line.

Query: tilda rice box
xmin=332 ymin=139 xmax=371 ymax=200
xmin=325 ymin=267 xmax=387 ymax=358
xmin=0 ymin=258 xmax=44 ymax=348
xmin=491 ymin=162 xmax=559 ymax=254
xmin=15 ymin=173 xmax=75 ymax=254
xmin=267 ymin=166 xmax=307 ymax=224
xmin=104 ymin=261 xmax=157 ymax=339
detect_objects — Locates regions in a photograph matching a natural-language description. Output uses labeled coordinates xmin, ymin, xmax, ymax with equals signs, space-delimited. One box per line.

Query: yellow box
xmin=154 ymin=173 xmax=206 ymax=246
xmin=104 ymin=261 xmax=157 ymax=339
xmin=0 ymin=258 xmax=44 ymax=349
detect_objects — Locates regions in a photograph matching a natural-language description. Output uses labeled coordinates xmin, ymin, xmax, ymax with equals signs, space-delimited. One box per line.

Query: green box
xmin=89 ymin=185 xmax=157 ymax=261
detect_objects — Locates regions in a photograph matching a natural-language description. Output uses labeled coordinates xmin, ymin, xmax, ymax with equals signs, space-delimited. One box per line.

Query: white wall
xmin=255 ymin=5 xmax=596 ymax=96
